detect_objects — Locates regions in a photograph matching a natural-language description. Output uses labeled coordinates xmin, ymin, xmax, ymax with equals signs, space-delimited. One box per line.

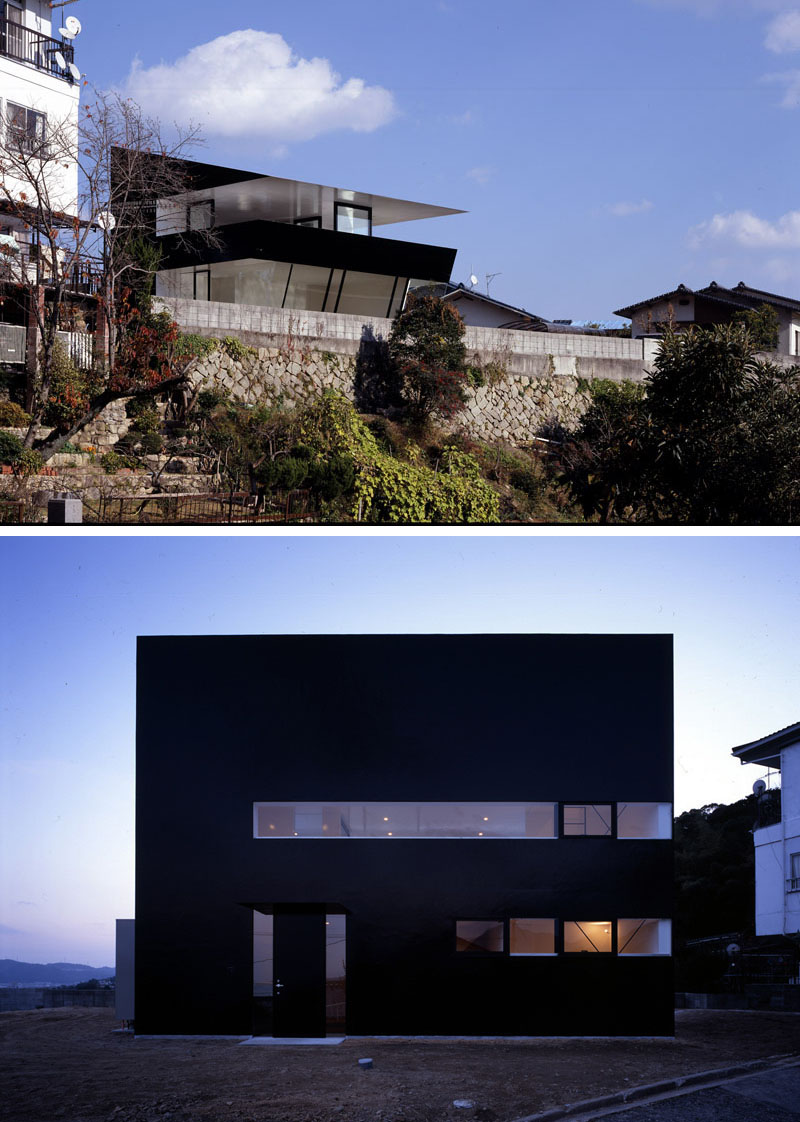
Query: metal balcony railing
xmin=0 ymin=15 xmax=75 ymax=80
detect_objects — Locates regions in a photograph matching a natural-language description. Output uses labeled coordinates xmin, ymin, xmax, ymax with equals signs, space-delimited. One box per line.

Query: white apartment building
xmin=732 ymin=723 xmax=800 ymax=937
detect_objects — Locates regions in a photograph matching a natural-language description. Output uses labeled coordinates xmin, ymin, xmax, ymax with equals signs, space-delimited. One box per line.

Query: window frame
xmin=562 ymin=919 xmax=616 ymax=955
xmin=455 ymin=918 xmax=506 ymax=955
xmin=508 ymin=917 xmax=558 ymax=957
xmin=6 ymin=100 xmax=47 ymax=158
xmin=294 ymin=215 xmax=322 ymax=229
xmin=334 ymin=201 xmax=372 ymax=236
xmin=559 ymin=802 xmax=617 ymax=838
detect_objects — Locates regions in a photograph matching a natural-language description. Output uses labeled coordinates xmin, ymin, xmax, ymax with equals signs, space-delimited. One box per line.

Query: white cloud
xmin=763 ymin=68 xmax=800 ymax=105
xmin=606 ymin=199 xmax=654 ymax=217
xmin=465 ymin=165 xmax=495 ymax=185
xmin=125 ymin=31 xmax=397 ymax=143
xmin=689 ymin=208 xmax=800 ymax=249
xmin=765 ymin=10 xmax=800 ymax=52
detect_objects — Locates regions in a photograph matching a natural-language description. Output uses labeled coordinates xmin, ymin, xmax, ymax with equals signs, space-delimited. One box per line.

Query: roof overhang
xmin=731 ymin=721 xmax=800 ymax=770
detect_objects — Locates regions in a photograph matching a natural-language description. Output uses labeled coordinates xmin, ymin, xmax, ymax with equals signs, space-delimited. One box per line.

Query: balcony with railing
xmin=0 ymin=15 xmax=75 ymax=80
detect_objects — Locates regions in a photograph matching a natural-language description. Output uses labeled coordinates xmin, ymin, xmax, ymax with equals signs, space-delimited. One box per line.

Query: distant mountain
xmin=0 ymin=960 xmax=115 ymax=985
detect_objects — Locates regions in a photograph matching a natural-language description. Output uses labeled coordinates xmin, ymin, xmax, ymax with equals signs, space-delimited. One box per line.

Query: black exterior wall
xmin=135 ymin=634 xmax=674 ymax=1037
xmin=157 ymin=220 xmax=457 ymax=282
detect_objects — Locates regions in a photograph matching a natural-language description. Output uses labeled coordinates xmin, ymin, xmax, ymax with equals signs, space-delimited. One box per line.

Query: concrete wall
xmin=754 ymin=741 xmax=800 ymax=937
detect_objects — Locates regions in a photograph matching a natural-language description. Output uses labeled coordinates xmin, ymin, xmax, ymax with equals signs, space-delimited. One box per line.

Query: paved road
xmin=597 ymin=1065 xmax=800 ymax=1122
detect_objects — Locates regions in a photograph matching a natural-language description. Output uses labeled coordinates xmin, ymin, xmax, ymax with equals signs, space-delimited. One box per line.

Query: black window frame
xmin=334 ymin=201 xmax=372 ymax=236
xmin=559 ymin=802 xmax=617 ymax=838
xmin=562 ymin=919 xmax=617 ymax=955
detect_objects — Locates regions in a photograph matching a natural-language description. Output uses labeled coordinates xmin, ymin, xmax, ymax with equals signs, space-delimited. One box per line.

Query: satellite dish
xmin=53 ymin=50 xmax=67 ymax=70
xmin=727 ymin=943 xmax=740 ymax=958
xmin=469 ymin=274 xmax=478 ymax=288
xmin=96 ymin=211 xmax=116 ymax=232
xmin=64 ymin=15 xmax=82 ymax=37
xmin=753 ymin=779 xmax=767 ymax=796
xmin=68 ymin=62 xmax=81 ymax=82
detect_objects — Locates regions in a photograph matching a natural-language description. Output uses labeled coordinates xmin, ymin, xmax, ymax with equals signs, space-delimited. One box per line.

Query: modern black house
xmin=145 ymin=155 xmax=462 ymax=319
xmin=134 ymin=634 xmax=674 ymax=1038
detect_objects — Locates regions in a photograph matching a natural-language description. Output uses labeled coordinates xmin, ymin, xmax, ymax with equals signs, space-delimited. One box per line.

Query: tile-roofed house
xmin=615 ymin=281 xmax=800 ymax=358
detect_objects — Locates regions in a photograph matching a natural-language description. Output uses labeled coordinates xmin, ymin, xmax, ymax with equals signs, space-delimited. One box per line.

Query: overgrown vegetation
xmin=556 ymin=324 xmax=800 ymax=524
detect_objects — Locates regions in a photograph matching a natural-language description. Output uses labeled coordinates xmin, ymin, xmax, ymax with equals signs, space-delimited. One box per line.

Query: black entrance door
xmin=273 ymin=912 xmax=327 ymax=1037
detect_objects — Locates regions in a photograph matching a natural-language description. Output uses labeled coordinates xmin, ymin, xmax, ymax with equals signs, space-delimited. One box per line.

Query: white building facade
xmin=0 ymin=1 xmax=81 ymax=232
xmin=733 ymin=723 xmax=800 ymax=937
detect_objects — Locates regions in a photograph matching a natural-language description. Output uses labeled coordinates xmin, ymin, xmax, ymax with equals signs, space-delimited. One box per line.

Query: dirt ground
xmin=1 ymin=1008 xmax=799 ymax=1122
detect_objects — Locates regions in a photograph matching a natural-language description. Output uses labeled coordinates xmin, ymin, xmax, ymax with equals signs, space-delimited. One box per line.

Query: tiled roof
xmin=615 ymin=281 xmax=800 ymax=321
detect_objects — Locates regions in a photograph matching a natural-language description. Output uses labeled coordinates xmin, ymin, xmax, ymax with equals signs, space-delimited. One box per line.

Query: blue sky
xmin=1 ymin=534 xmax=799 ymax=966
xmin=67 ymin=0 xmax=800 ymax=321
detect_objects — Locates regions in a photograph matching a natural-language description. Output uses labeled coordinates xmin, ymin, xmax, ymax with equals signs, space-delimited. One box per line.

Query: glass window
xmin=253 ymin=802 xmax=558 ymax=839
xmin=456 ymin=920 xmax=504 ymax=953
xmin=188 ymin=201 xmax=214 ymax=231
xmin=194 ymin=269 xmax=210 ymax=301
xmin=323 ymin=269 xmax=345 ymax=312
xmin=253 ymin=911 xmax=273 ymax=996
xmin=208 ymin=259 xmax=291 ymax=309
xmin=389 ymin=278 xmax=409 ymax=318
xmin=510 ymin=919 xmax=555 ymax=955
xmin=335 ymin=203 xmax=371 ymax=236
xmin=563 ymin=921 xmax=613 ymax=953
xmin=295 ymin=216 xmax=321 ymax=229
xmin=618 ymin=918 xmax=671 ymax=955
xmin=617 ymin=803 xmax=672 ymax=839
xmin=335 ymin=271 xmax=398 ymax=318
xmin=326 ymin=914 xmax=346 ymax=1031
xmin=283 ymin=263 xmax=332 ymax=312
xmin=563 ymin=804 xmax=613 ymax=836
xmin=790 ymin=854 xmax=800 ymax=892
xmin=6 ymin=102 xmax=46 ymax=155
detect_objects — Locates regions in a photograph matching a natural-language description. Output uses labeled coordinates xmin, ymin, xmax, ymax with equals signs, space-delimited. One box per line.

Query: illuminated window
xmin=509 ymin=919 xmax=556 ymax=955
xmin=563 ymin=921 xmax=613 ymax=953
xmin=617 ymin=803 xmax=672 ymax=839
xmin=618 ymin=919 xmax=671 ymax=955
xmin=253 ymin=802 xmax=558 ymax=838
xmin=456 ymin=920 xmax=504 ymax=953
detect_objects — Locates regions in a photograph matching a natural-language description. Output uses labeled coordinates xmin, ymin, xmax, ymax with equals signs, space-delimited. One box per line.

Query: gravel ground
xmin=1 ymin=1008 xmax=799 ymax=1122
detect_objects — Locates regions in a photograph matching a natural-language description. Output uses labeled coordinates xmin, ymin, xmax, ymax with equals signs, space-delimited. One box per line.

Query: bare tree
xmin=0 ymin=88 xmax=215 ymax=460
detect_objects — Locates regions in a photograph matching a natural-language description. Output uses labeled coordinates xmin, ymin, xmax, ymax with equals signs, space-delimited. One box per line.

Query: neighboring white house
xmin=732 ymin=722 xmax=800 ymax=937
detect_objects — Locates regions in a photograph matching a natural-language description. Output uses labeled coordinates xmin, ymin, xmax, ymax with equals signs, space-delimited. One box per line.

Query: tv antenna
xmin=49 ymin=2 xmax=81 ymax=9
xmin=485 ymin=272 xmax=502 ymax=297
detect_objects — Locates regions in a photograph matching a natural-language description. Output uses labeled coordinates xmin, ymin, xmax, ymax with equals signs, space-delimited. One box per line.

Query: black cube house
xmin=135 ymin=635 xmax=674 ymax=1037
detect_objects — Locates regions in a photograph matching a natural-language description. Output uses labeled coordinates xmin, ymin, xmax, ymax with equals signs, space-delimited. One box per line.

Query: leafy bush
xmin=138 ymin=431 xmax=163 ymax=455
xmin=388 ymin=293 xmax=470 ymax=425
xmin=40 ymin=340 xmax=101 ymax=431
xmin=174 ymin=333 xmax=220 ymax=360
xmin=0 ymin=400 xmax=30 ymax=427
xmin=0 ymin=429 xmax=23 ymax=464
xmin=125 ymin=399 xmax=161 ymax=433
xmin=100 ymin=450 xmax=137 ymax=474
xmin=222 ymin=336 xmax=257 ymax=362
xmin=15 ymin=448 xmax=43 ymax=476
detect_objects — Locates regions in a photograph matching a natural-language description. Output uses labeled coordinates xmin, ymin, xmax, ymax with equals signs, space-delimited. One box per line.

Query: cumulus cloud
xmin=125 ymin=31 xmax=397 ymax=143
xmin=606 ymin=199 xmax=654 ymax=217
xmin=765 ymin=10 xmax=800 ymax=52
xmin=689 ymin=208 xmax=800 ymax=249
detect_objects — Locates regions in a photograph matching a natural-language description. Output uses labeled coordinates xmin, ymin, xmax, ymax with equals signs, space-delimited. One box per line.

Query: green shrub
xmin=125 ymin=399 xmax=161 ymax=433
xmin=0 ymin=429 xmax=23 ymax=464
xmin=15 ymin=448 xmax=43 ymax=477
xmin=100 ymin=450 xmax=137 ymax=474
xmin=222 ymin=336 xmax=257 ymax=362
xmin=138 ymin=431 xmax=164 ymax=455
xmin=174 ymin=333 xmax=220 ymax=360
xmin=0 ymin=400 xmax=30 ymax=427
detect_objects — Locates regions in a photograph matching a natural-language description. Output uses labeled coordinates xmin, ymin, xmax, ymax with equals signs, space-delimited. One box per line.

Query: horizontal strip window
xmin=253 ymin=801 xmax=672 ymax=839
xmin=455 ymin=919 xmax=671 ymax=956
xmin=253 ymin=802 xmax=558 ymax=839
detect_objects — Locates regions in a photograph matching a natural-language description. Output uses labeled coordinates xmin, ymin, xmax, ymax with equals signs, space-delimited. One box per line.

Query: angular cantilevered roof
xmin=158 ymin=153 xmax=465 ymax=229
xmin=731 ymin=721 xmax=800 ymax=770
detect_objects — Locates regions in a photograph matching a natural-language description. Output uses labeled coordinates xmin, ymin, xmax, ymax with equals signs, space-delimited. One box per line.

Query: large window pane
xmin=326 ymin=915 xmax=346 ymax=1030
xmin=510 ymin=919 xmax=555 ymax=955
xmin=456 ymin=920 xmax=504 ymax=953
xmin=563 ymin=921 xmax=613 ymax=953
xmin=563 ymin=805 xmax=613 ymax=836
xmin=253 ymin=802 xmax=558 ymax=839
xmin=336 ymin=271 xmax=396 ymax=318
xmin=618 ymin=919 xmax=671 ymax=955
xmin=617 ymin=803 xmax=672 ymax=839
xmin=207 ymin=259 xmax=291 ymax=308
xmin=283 ymin=264 xmax=332 ymax=312
xmin=253 ymin=911 xmax=273 ymax=995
